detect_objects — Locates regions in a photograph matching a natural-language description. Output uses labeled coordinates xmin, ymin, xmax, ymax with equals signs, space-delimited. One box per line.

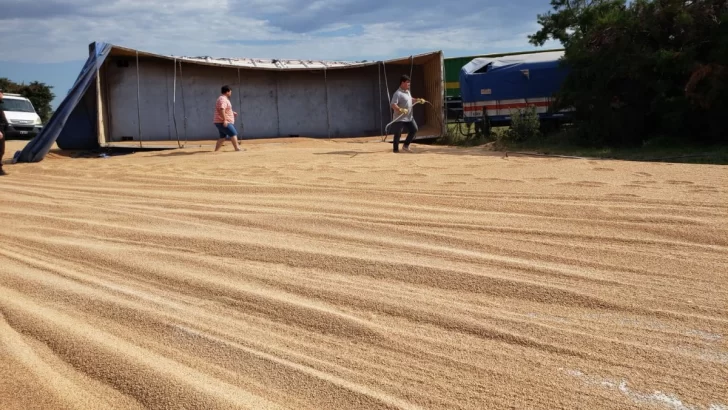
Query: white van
xmin=0 ymin=93 xmax=44 ymax=138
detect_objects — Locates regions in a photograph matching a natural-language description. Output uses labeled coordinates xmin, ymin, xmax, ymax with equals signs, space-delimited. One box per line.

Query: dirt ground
xmin=1 ymin=138 xmax=726 ymax=409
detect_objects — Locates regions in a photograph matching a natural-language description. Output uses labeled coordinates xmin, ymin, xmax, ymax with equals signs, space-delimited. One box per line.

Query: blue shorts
xmin=214 ymin=123 xmax=238 ymax=139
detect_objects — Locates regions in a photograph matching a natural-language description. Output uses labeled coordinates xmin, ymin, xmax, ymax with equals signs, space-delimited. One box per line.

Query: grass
xmin=436 ymin=122 xmax=493 ymax=147
xmin=503 ymin=135 xmax=728 ymax=165
xmin=439 ymin=121 xmax=728 ymax=165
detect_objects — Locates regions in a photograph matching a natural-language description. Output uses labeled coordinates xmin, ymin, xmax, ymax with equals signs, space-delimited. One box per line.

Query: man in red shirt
xmin=213 ymin=85 xmax=242 ymax=152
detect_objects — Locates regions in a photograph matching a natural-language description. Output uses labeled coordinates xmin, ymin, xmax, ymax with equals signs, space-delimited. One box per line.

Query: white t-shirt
xmin=390 ymin=88 xmax=413 ymax=122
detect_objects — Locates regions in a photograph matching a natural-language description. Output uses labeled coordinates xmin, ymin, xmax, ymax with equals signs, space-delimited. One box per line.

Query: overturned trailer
xmin=16 ymin=42 xmax=445 ymax=163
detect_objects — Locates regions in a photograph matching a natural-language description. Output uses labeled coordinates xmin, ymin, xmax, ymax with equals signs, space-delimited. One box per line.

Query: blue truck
xmin=459 ymin=51 xmax=572 ymax=134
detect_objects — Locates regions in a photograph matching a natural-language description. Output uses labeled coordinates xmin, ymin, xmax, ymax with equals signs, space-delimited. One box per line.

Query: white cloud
xmin=0 ymin=0 xmax=560 ymax=63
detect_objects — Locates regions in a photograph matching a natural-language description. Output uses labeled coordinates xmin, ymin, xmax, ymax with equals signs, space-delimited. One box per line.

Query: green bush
xmin=529 ymin=0 xmax=728 ymax=146
xmin=439 ymin=122 xmax=491 ymax=146
xmin=438 ymin=128 xmax=461 ymax=145
xmin=503 ymin=106 xmax=542 ymax=142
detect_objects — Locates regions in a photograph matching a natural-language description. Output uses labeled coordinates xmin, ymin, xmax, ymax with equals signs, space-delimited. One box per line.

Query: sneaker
xmin=0 ymin=168 xmax=7 ymax=176
xmin=402 ymin=146 xmax=413 ymax=153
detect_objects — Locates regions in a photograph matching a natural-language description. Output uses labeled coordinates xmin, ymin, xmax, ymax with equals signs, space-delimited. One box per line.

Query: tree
xmin=0 ymin=78 xmax=21 ymax=94
xmin=0 ymin=77 xmax=55 ymax=123
xmin=22 ymin=81 xmax=55 ymax=123
xmin=529 ymin=0 xmax=728 ymax=146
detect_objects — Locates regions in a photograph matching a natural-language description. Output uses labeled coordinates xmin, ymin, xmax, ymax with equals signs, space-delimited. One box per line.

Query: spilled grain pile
xmin=0 ymin=139 xmax=726 ymax=409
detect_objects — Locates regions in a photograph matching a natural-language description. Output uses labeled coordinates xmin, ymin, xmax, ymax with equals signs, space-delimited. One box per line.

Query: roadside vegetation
xmin=440 ymin=0 xmax=728 ymax=164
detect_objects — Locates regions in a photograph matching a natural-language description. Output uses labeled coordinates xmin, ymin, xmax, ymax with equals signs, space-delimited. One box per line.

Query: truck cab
xmin=0 ymin=93 xmax=44 ymax=139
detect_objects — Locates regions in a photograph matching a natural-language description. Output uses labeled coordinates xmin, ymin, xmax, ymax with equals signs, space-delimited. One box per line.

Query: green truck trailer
xmin=444 ymin=48 xmax=564 ymax=120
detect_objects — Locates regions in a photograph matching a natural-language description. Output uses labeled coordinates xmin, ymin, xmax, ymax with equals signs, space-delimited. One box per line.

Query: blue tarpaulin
xmin=14 ymin=42 xmax=112 ymax=163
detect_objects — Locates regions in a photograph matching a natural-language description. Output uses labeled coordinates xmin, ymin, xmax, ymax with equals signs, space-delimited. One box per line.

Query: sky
xmin=0 ymin=0 xmax=560 ymax=109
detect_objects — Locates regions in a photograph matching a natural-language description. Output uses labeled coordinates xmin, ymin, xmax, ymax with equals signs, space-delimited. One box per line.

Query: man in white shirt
xmin=390 ymin=75 xmax=424 ymax=153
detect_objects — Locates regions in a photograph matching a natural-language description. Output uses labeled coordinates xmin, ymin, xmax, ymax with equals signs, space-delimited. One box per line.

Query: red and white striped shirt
xmin=213 ymin=95 xmax=234 ymax=124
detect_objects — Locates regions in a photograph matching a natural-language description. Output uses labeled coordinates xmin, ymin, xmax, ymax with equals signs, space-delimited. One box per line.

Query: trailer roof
xmin=108 ymin=44 xmax=441 ymax=71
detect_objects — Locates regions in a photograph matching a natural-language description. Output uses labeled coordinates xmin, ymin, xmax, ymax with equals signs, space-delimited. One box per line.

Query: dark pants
xmin=0 ymin=130 xmax=4 ymax=169
xmin=392 ymin=120 xmax=418 ymax=152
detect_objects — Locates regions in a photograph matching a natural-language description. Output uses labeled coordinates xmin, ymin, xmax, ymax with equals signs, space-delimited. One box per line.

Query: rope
xmin=407 ymin=55 xmax=413 ymax=134
xmin=179 ymin=61 xmax=188 ymax=146
xmin=274 ymin=75 xmax=280 ymax=137
xmin=409 ymin=55 xmax=413 ymax=81
xmin=380 ymin=56 xmax=445 ymax=143
xmin=136 ymin=50 xmax=142 ymax=148
xmin=237 ymin=68 xmax=243 ymax=136
xmin=172 ymin=58 xmax=183 ymax=148
xmin=377 ymin=63 xmax=383 ymax=135
xmin=382 ymin=99 xmax=423 ymax=139
xmin=425 ymin=100 xmax=445 ymax=135
xmin=382 ymin=60 xmax=391 ymax=123
xmin=384 ymin=110 xmax=410 ymax=134
xmin=380 ymin=58 xmax=419 ymax=141
xmin=324 ymin=67 xmax=331 ymax=139
xmin=382 ymin=100 xmax=444 ymax=143
xmin=165 ymin=66 xmax=171 ymax=142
